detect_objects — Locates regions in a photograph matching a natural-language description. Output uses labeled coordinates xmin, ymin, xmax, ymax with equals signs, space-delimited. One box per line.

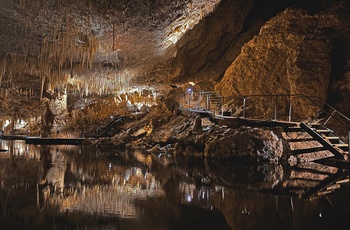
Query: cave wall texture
xmin=163 ymin=0 xmax=350 ymax=121
xmin=168 ymin=0 xmax=287 ymax=83
xmin=0 ymin=0 xmax=349 ymax=122
xmin=214 ymin=3 xmax=350 ymax=120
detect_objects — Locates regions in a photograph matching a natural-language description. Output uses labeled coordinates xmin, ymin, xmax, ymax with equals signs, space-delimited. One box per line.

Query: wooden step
xmin=290 ymin=166 xmax=334 ymax=176
xmin=325 ymin=136 xmax=340 ymax=140
xmin=300 ymin=122 xmax=345 ymax=160
xmin=291 ymin=146 xmax=326 ymax=155
xmin=310 ymin=123 xmax=322 ymax=127
xmin=287 ymin=138 xmax=315 ymax=142
xmin=333 ymin=144 xmax=349 ymax=149
xmin=284 ymin=127 xmax=303 ymax=132
xmin=315 ymin=129 xmax=333 ymax=133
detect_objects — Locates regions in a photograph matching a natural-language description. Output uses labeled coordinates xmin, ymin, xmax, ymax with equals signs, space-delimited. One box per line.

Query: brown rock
xmin=215 ymin=8 xmax=339 ymax=120
xmin=192 ymin=116 xmax=203 ymax=134
xmin=204 ymin=127 xmax=284 ymax=160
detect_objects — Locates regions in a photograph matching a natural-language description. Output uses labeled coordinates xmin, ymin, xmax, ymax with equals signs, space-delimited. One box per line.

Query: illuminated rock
xmin=215 ymin=7 xmax=346 ymax=119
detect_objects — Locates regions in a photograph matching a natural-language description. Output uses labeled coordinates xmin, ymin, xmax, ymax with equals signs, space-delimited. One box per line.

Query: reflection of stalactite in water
xmin=42 ymin=101 xmax=55 ymax=137
xmin=40 ymin=145 xmax=52 ymax=182
xmin=41 ymin=167 xmax=165 ymax=218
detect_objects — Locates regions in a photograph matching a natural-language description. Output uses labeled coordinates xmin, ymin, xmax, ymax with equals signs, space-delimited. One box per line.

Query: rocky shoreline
xmin=92 ymin=104 xmax=291 ymax=163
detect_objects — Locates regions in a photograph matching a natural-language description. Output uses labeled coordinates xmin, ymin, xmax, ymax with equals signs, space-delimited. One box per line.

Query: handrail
xmin=205 ymin=92 xmax=349 ymax=124
xmin=184 ymin=91 xmax=350 ymax=143
xmin=295 ymin=94 xmax=350 ymax=123
xmin=231 ymin=93 xmax=350 ymax=130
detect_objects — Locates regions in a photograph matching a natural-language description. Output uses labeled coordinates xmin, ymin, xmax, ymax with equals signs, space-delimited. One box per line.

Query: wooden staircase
xmin=184 ymin=92 xmax=350 ymax=164
xmin=301 ymin=123 xmax=348 ymax=159
xmin=283 ymin=122 xmax=349 ymax=163
xmin=272 ymin=122 xmax=350 ymax=199
xmin=280 ymin=161 xmax=347 ymax=199
xmin=182 ymin=91 xmax=350 ymax=200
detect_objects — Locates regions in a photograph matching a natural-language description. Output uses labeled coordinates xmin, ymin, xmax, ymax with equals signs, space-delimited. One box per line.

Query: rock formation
xmin=215 ymin=7 xmax=346 ymax=120
xmin=0 ymin=0 xmax=350 ymax=153
xmin=192 ymin=115 xmax=203 ymax=134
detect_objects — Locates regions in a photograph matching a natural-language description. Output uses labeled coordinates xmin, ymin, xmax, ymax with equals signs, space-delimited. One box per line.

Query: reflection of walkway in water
xmin=42 ymin=167 xmax=165 ymax=218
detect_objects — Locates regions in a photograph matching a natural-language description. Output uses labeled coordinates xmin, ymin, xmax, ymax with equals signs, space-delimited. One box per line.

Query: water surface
xmin=0 ymin=139 xmax=349 ymax=230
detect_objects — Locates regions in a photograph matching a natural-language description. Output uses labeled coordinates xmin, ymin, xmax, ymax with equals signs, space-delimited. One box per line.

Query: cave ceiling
xmin=1 ymin=0 xmax=350 ymax=120
xmin=0 ymin=0 xmax=222 ymax=118
xmin=0 ymin=0 xmax=219 ymax=91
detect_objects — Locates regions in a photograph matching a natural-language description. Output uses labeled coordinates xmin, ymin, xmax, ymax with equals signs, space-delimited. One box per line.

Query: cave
xmin=1 ymin=0 xmax=350 ymax=229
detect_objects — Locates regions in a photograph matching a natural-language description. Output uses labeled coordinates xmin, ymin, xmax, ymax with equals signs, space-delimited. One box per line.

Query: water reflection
xmin=41 ymin=167 xmax=165 ymax=219
xmin=1 ymin=140 xmax=350 ymax=229
xmin=37 ymin=145 xmax=165 ymax=219
xmin=0 ymin=139 xmax=41 ymax=160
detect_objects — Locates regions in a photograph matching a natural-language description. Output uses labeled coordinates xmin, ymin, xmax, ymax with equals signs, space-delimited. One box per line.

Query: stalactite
xmin=88 ymin=36 xmax=99 ymax=69
xmin=82 ymin=51 xmax=86 ymax=69
xmin=85 ymin=84 xmax=89 ymax=96
xmin=0 ymin=57 xmax=7 ymax=87
xmin=70 ymin=54 xmax=73 ymax=70
xmin=23 ymin=42 xmax=28 ymax=65
xmin=40 ymin=75 xmax=46 ymax=99
xmin=19 ymin=0 xmax=26 ymax=9
xmin=0 ymin=0 xmax=216 ymax=99
xmin=41 ymin=37 xmax=48 ymax=63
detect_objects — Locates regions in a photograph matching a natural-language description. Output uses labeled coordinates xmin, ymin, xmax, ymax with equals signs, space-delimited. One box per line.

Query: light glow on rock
xmin=160 ymin=0 xmax=221 ymax=50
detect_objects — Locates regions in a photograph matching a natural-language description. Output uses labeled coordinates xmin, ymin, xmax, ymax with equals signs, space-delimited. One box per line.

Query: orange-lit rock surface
xmin=215 ymin=6 xmax=349 ymax=119
xmin=0 ymin=0 xmax=349 ymax=151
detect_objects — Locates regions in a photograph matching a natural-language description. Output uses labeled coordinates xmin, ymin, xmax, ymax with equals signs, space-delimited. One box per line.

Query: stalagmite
xmin=192 ymin=116 xmax=203 ymax=134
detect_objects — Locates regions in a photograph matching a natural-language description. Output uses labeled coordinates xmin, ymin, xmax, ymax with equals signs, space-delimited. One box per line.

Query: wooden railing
xmin=182 ymin=91 xmax=350 ymax=145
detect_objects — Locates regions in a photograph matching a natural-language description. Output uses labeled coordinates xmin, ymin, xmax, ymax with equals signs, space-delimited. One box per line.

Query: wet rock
xmin=131 ymin=125 xmax=152 ymax=137
xmin=204 ymin=127 xmax=284 ymax=160
xmin=140 ymin=104 xmax=150 ymax=113
xmin=192 ymin=116 xmax=203 ymax=134
xmin=257 ymin=163 xmax=284 ymax=189
xmin=82 ymin=138 xmax=93 ymax=146
xmin=147 ymin=144 xmax=162 ymax=155
xmin=94 ymin=103 xmax=288 ymax=161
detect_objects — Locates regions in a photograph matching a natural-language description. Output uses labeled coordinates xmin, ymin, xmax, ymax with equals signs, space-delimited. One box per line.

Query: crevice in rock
xmin=328 ymin=37 xmax=347 ymax=105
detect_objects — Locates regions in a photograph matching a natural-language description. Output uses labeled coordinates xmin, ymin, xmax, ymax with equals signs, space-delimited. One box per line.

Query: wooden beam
xmin=300 ymin=122 xmax=345 ymax=160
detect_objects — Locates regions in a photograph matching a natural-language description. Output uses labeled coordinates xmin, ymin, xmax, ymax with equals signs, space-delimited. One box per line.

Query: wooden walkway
xmin=1 ymin=135 xmax=27 ymax=140
xmin=25 ymin=137 xmax=95 ymax=145
xmin=184 ymin=105 xmax=350 ymax=199
xmin=183 ymin=93 xmax=350 ymax=164
xmin=0 ymin=115 xmax=127 ymax=146
xmin=1 ymin=135 xmax=95 ymax=145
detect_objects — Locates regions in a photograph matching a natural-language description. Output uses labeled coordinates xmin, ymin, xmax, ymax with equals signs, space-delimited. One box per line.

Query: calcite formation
xmin=215 ymin=7 xmax=342 ymax=119
xmin=0 ymin=0 xmax=350 ymax=149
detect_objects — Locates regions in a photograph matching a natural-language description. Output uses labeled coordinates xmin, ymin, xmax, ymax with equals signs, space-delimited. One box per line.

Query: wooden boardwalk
xmin=25 ymin=137 xmax=95 ymax=145
xmin=1 ymin=135 xmax=95 ymax=145
xmin=183 ymin=98 xmax=350 ymax=164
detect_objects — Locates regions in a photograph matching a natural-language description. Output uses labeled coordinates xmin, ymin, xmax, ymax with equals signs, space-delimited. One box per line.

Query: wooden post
xmin=242 ymin=97 xmax=246 ymax=118
xmin=348 ymin=130 xmax=350 ymax=160
xmin=206 ymin=94 xmax=208 ymax=110
xmin=188 ymin=93 xmax=191 ymax=109
xmin=288 ymin=101 xmax=292 ymax=122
